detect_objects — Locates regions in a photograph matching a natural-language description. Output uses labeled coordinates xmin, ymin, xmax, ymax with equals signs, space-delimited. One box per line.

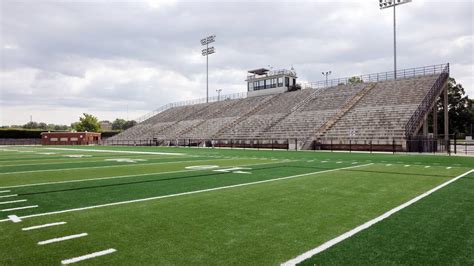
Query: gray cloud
xmin=1 ymin=0 xmax=472 ymax=125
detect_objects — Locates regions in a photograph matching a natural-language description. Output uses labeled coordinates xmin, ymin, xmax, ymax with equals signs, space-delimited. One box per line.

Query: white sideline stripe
xmin=23 ymin=222 xmax=67 ymax=231
xmin=281 ymin=168 xmax=474 ymax=266
xmin=46 ymin=147 xmax=185 ymax=156
xmin=38 ymin=233 xmax=88 ymax=245
xmin=425 ymin=166 xmax=431 ymax=168
xmin=0 ymin=159 xmax=289 ymax=189
xmin=0 ymin=199 xmax=27 ymax=205
xmin=0 ymin=157 xmax=238 ymax=175
xmin=1 ymin=205 xmax=38 ymax=212
xmin=8 ymin=215 xmax=22 ymax=223
xmin=386 ymin=164 xmax=392 ymax=166
xmin=0 ymin=194 xmax=18 ymax=198
xmin=61 ymin=248 xmax=116 ymax=265
xmin=0 ymin=163 xmax=372 ymax=223
xmin=0 ymin=190 xmax=10 ymax=193
xmin=447 ymin=167 xmax=452 ymax=169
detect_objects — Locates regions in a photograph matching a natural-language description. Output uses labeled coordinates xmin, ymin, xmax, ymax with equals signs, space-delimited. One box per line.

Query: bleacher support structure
xmin=106 ymin=64 xmax=450 ymax=152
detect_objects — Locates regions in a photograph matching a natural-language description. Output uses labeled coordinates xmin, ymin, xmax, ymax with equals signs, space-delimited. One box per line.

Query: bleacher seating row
xmin=109 ymin=74 xmax=440 ymax=147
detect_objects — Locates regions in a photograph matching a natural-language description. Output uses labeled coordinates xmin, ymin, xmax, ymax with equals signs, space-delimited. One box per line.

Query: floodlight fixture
xmin=379 ymin=0 xmax=412 ymax=79
xmin=322 ymin=71 xmax=332 ymax=87
xmin=201 ymin=34 xmax=217 ymax=103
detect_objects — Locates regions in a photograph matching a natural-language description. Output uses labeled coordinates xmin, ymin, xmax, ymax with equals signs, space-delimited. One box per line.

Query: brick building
xmin=41 ymin=132 xmax=101 ymax=145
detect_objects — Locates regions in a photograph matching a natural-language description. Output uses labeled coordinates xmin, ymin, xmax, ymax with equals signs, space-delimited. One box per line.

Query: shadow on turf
xmin=17 ymin=163 xmax=454 ymax=197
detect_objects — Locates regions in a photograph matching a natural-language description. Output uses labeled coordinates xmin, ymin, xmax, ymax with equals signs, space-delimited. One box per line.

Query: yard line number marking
xmin=38 ymin=233 xmax=88 ymax=245
xmin=61 ymin=248 xmax=117 ymax=265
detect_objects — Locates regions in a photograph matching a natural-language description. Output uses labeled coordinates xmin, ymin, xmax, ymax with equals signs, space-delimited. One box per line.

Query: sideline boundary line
xmin=0 ymin=160 xmax=290 ymax=189
xmin=0 ymin=163 xmax=372 ymax=223
xmin=281 ymin=168 xmax=474 ymax=266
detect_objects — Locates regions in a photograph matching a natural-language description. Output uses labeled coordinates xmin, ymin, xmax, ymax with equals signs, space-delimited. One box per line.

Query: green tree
xmin=23 ymin=121 xmax=39 ymax=129
xmin=348 ymin=76 xmax=363 ymax=84
xmin=123 ymin=120 xmax=137 ymax=130
xmin=112 ymin=118 xmax=126 ymax=130
xmin=74 ymin=113 xmax=101 ymax=132
xmin=433 ymin=78 xmax=474 ymax=136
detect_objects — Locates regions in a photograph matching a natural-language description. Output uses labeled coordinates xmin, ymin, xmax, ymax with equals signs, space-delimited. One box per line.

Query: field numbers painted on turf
xmin=214 ymin=167 xmax=252 ymax=174
xmin=185 ymin=165 xmax=219 ymax=170
xmin=104 ymin=158 xmax=147 ymax=163
xmin=64 ymin=155 xmax=92 ymax=158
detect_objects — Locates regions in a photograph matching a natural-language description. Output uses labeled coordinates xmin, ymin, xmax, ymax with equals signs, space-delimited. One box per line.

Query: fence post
xmin=454 ymin=133 xmax=457 ymax=154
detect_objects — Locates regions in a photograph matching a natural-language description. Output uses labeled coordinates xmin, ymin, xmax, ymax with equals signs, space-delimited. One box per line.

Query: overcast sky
xmin=1 ymin=0 xmax=472 ymax=126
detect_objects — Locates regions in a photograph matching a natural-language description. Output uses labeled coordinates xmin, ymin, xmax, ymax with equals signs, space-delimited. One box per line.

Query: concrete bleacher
xmin=323 ymin=75 xmax=439 ymax=142
xmin=108 ymin=73 xmax=440 ymax=149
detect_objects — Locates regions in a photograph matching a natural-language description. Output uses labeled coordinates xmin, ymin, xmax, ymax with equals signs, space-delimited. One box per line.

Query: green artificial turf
xmin=300 ymin=172 xmax=474 ymax=265
xmin=0 ymin=145 xmax=471 ymax=265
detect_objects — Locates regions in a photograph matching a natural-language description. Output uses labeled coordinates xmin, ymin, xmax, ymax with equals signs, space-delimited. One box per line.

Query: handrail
xmin=136 ymin=92 xmax=247 ymax=123
xmin=303 ymin=63 xmax=449 ymax=89
xmin=404 ymin=64 xmax=450 ymax=138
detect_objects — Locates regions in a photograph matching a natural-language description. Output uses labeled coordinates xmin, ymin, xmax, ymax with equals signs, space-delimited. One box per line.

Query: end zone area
xmin=0 ymin=146 xmax=472 ymax=264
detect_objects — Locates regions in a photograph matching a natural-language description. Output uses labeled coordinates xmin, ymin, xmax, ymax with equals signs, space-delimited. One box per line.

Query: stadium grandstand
xmin=106 ymin=63 xmax=450 ymax=152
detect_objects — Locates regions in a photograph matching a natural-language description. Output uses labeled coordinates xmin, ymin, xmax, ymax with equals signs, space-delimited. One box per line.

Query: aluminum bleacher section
xmin=106 ymin=64 xmax=448 ymax=151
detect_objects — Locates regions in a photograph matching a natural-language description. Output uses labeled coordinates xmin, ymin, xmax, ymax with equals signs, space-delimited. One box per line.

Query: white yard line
xmin=0 ymin=163 xmax=372 ymax=223
xmin=22 ymin=222 xmax=67 ymax=231
xmin=46 ymin=147 xmax=185 ymax=156
xmin=38 ymin=233 xmax=88 ymax=245
xmin=0 ymin=194 xmax=18 ymax=198
xmin=281 ymin=168 xmax=474 ymax=266
xmin=0 ymin=190 xmax=10 ymax=193
xmin=0 ymin=199 xmax=27 ymax=205
xmin=61 ymin=248 xmax=116 ymax=265
xmin=0 ymin=159 xmax=290 ymax=189
xmin=1 ymin=205 xmax=38 ymax=212
xmin=0 ymin=158 xmax=237 ymax=175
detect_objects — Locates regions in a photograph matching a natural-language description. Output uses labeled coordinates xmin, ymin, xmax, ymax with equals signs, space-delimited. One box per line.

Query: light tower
xmin=322 ymin=71 xmax=331 ymax=87
xmin=379 ymin=0 xmax=412 ymax=79
xmin=216 ymin=89 xmax=222 ymax=102
xmin=201 ymin=35 xmax=216 ymax=103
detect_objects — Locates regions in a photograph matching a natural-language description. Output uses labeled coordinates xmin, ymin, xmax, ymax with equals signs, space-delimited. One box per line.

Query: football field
xmin=0 ymin=146 xmax=472 ymax=265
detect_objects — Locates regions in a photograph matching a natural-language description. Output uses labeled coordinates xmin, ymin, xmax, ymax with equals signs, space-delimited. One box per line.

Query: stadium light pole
xmin=379 ymin=0 xmax=412 ymax=79
xmin=216 ymin=89 xmax=222 ymax=102
xmin=201 ymin=35 xmax=216 ymax=103
xmin=322 ymin=71 xmax=331 ymax=87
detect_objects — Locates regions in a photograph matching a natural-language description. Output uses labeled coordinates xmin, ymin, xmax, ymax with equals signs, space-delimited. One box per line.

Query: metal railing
xmin=404 ymin=64 xmax=450 ymax=137
xmin=304 ymin=63 xmax=448 ymax=89
xmin=136 ymin=92 xmax=247 ymax=123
